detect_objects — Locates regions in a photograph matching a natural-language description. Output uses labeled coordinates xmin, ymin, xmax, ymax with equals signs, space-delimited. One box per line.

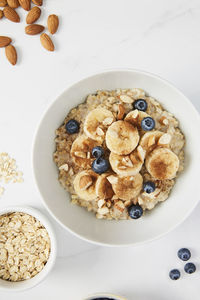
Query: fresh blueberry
xmin=92 ymin=146 xmax=104 ymax=158
xmin=128 ymin=204 xmax=143 ymax=219
xmin=178 ymin=248 xmax=191 ymax=261
xmin=92 ymin=158 xmax=109 ymax=174
xmin=133 ymin=99 xmax=147 ymax=111
xmin=65 ymin=119 xmax=80 ymax=134
xmin=184 ymin=263 xmax=196 ymax=274
xmin=169 ymin=269 xmax=181 ymax=280
xmin=143 ymin=181 xmax=156 ymax=193
xmin=141 ymin=117 xmax=155 ymax=131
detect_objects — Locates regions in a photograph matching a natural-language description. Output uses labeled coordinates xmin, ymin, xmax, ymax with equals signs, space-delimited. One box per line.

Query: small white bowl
xmin=0 ymin=206 xmax=57 ymax=292
xmin=84 ymin=293 xmax=127 ymax=300
xmin=32 ymin=69 xmax=200 ymax=246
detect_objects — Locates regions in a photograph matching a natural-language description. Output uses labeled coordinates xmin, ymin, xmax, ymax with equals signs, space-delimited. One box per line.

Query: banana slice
xmin=109 ymin=146 xmax=146 ymax=176
xmin=83 ymin=108 xmax=115 ymax=142
xmin=96 ymin=173 xmax=114 ymax=199
xmin=140 ymin=131 xmax=171 ymax=154
xmin=145 ymin=148 xmax=179 ymax=180
xmin=73 ymin=170 xmax=99 ymax=201
xmin=124 ymin=109 xmax=150 ymax=129
xmin=105 ymin=120 xmax=139 ymax=155
xmin=107 ymin=173 xmax=143 ymax=201
xmin=71 ymin=135 xmax=101 ymax=168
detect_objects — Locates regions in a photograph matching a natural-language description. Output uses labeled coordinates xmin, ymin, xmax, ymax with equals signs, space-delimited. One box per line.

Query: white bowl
xmin=0 ymin=206 xmax=57 ymax=291
xmin=32 ymin=69 xmax=200 ymax=247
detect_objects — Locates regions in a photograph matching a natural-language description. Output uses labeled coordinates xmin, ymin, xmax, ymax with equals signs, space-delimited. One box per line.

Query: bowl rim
xmin=83 ymin=292 xmax=127 ymax=300
xmin=32 ymin=68 xmax=200 ymax=247
xmin=0 ymin=205 xmax=57 ymax=292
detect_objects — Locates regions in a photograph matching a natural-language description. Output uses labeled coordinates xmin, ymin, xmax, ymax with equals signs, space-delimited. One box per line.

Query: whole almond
xmin=0 ymin=9 xmax=3 ymax=18
xmin=26 ymin=6 xmax=41 ymax=24
xmin=32 ymin=0 xmax=42 ymax=5
xmin=18 ymin=0 xmax=30 ymax=10
xmin=7 ymin=0 xmax=19 ymax=8
xmin=25 ymin=24 xmax=44 ymax=35
xmin=3 ymin=6 xmax=20 ymax=22
xmin=5 ymin=44 xmax=17 ymax=65
xmin=40 ymin=33 xmax=54 ymax=51
xmin=0 ymin=36 xmax=12 ymax=47
xmin=0 ymin=0 xmax=7 ymax=7
xmin=47 ymin=14 xmax=59 ymax=34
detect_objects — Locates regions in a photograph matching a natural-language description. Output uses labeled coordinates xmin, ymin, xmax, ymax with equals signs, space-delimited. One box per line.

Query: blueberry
xmin=92 ymin=146 xmax=104 ymax=158
xmin=169 ymin=269 xmax=180 ymax=280
xmin=141 ymin=117 xmax=155 ymax=131
xmin=177 ymin=248 xmax=191 ymax=261
xmin=143 ymin=181 xmax=156 ymax=193
xmin=65 ymin=119 xmax=80 ymax=134
xmin=128 ymin=204 xmax=143 ymax=219
xmin=92 ymin=158 xmax=109 ymax=174
xmin=184 ymin=263 xmax=196 ymax=274
xmin=133 ymin=99 xmax=147 ymax=111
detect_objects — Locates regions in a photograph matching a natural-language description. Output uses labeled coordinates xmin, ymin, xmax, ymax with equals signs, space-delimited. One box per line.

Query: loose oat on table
xmin=54 ymin=88 xmax=185 ymax=220
xmin=0 ymin=212 xmax=50 ymax=282
xmin=0 ymin=152 xmax=23 ymax=197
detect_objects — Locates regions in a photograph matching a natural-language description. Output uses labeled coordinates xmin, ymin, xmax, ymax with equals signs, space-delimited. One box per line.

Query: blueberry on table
xmin=178 ymin=248 xmax=191 ymax=261
xmin=184 ymin=263 xmax=196 ymax=274
xmin=141 ymin=117 xmax=155 ymax=131
xmin=92 ymin=158 xmax=109 ymax=174
xmin=169 ymin=269 xmax=181 ymax=280
xmin=133 ymin=99 xmax=148 ymax=111
xmin=128 ymin=204 xmax=143 ymax=219
xmin=143 ymin=181 xmax=156 ymax=193
xmin=65 ymin=119 xmax=80 ymax=134
xmin=92 ymin=146 xmax=104 ymax=158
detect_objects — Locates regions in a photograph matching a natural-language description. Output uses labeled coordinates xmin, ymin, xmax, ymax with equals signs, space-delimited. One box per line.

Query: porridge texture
xmin=54 ymin=88 xmax=185 ymax=220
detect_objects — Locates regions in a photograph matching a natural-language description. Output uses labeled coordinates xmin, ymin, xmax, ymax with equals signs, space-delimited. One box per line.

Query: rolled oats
xmin=0 ymin=212 xmax=50 ymax=282
xmin=0 ymin=153 xmax=23 ymax=196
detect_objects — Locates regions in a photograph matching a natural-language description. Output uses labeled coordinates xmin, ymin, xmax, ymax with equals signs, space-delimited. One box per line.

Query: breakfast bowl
xmin=0 ymin=206 xmax=57 ymax=291
xmin=32 ymin=69 xmax=200 ymax=246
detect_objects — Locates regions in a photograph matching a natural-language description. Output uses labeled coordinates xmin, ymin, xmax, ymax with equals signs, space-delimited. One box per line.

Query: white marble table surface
xmin=0 ymin=0 xmax=200 ymax=299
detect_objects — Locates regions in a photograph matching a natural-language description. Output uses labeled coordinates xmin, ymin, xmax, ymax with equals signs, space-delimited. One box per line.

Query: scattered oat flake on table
xmin=0 ymin=152 xmax=23 ymax=185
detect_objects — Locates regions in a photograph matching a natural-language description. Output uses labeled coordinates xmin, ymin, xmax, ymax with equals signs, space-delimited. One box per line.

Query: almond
xmin=40 ymin=33 xmax=54 ymax=51
xmin=25 ymin=24 xmax=44 ymax=35
xmin=0 ymin=0 xmax=7 ymax=7
xmin=3 ymin=6 xmax=20 ymax=22
xmin=0 ymin=9 xmax=3 ymax=18
xmin=47 ymin=14 xmax=59 ymax=34
xmin=0 ymin=36 xmax=12 ymax=47
xmin=7 ymin=0 xmax=19 ymax=8
xmin=31 ymin=0 xmax=42 ymax=5
xmin=26 ymin=6 xmax=41 ymax=24
xmin=18 ymin=0 xmax=30 ymax=10
xmin=5 ymin=44 xmax=17 ymax=65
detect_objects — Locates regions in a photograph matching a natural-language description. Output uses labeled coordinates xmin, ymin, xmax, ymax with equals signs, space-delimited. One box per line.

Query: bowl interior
xmin=33 ymin=70 xmax=200 ymax=246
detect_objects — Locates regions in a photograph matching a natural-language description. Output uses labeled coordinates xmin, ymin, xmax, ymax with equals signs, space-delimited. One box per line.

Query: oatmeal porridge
xmin=54 ymin=88 xmax=185 ymax=220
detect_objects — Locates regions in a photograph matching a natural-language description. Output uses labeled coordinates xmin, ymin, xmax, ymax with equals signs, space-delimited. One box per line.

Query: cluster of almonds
xmin=0 ymin=0 xmax=59 ymax=65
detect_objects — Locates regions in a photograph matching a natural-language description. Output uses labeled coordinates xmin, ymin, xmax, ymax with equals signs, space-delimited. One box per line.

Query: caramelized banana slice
xmin=107 ymin=173 xmax=143 ymax=201
xmin=109 ymin=146 xmax=145 ymax=176
xmin=105 ymin=120 xmax=139 ymax=155
xmin=71 ymin=135 xmax=101 ymax=168
xmin=145 ymin=148 xmax=179 ymax=180
xmin=73 ymin=170 xmax=99 ymax=201
xmin=83 ymin=108 xmax=115 ymax=142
